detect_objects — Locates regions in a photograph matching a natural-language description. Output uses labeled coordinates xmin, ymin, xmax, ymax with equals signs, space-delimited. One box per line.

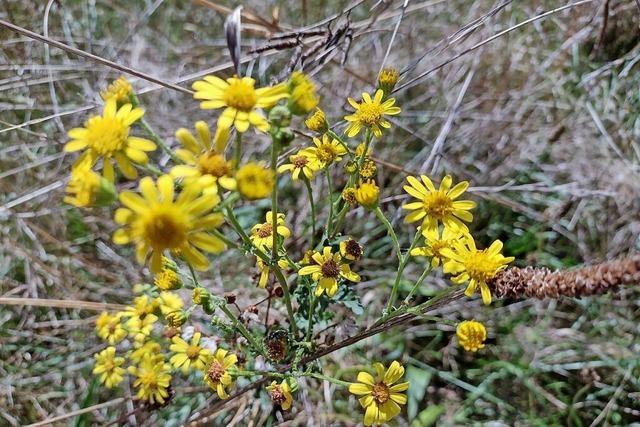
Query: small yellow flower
xmin=236 ymin=162 xmax=275 ymax=200
xmin=340 ymin=238 xmax=363 ymax=261
xmin=170 ymin=121 xmax=236 ymax=195
xmin=64 ymin=155 xmax=116 ymax=208
xmin=100 ymin=76 xmax=133 ymax=103
xmin=288 ymin=71 xmax=319 ymax=115
xmin=377 ymin=67 xmax=400 ymax=95
xmin=154 ymin=268 xmax=182 ymax=291
xmin=250 ymin=211 xmax=291 ymax=251
xmin=342 ymin=187 xmax=357 ymax=205
xmin=344 ymin=89 xmax=401 ymax=138
xmin=192 ymin=75 xmax=288 ymax=133
xmin=64 ymin=99 xmax=156 ymax=182
xmin=456 ymin=320 xmax=487 ymax=352
xmin=129 ymin=340 xmax=161 ymax=364
xmin=203 ymin=348 xmax=238 ymax=399
xmin=158 ymin=291 xmax=184 ymax=316
xmin=349 ymin=361 xmax=409 ymax=426
xmin=170 ymin=331 xmax=211 ymax=374
xmin=93 ymin=346 xmax=125 ymax=389
xmin=277 ymin=149 xmax=321 ymax=180
xmin=359 ymin=159 xmax=377 ymax=180
xmin=256 ymin=258 xmax=289 ymax=288
xmin=442 ymin=239 xmax=514 ymax=305
xmin=266 ymin=380 xmax=294 ymax=410
xmin=298 ymin=247 xmax=360 ymax=297
xmin=305 ymin=108 xmax=328 ymax=133
xmin=410 ymin=227 xmax=471 ymax=268
xmin=402 ymin=175 xmax=475 ymax=234
xmin=192 ymin=287 xmax=211 ymax=305
xmin=95 ymin=312 xmax=126 ymax=345
xmin=129 ymin=355 xmax=172 ymax=405
xmin=355 ymin=180 xmax=379 ymax=209
xmin=112 ymin=175 xmax=226 ymax=273
xmin=306 ymin=135 xmax=347 ymax=168
xmin=123 ymin=295 xmax=159 ymax=341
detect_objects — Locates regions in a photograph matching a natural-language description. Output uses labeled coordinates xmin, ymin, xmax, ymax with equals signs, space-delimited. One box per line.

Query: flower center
xmin=103 ymin=359 xmax=116 ymax=372
xmin=320 ymin=259 xmax=340 ymax=278
xmin=256 ymin=223 xmax=273 ymax=238
xmin=357 ymin=103 xmax=383 ymax=126
xmin=316 ymin=144 xmax=338 ymax=163
xmin=270 ymin=386 xmax=286 ymax=405
xmin=371 ymin=382 xmax=390 ymax=404
xmin=345 ymin=240 xmax=363 ymax=259
xmin=224 ymin=80 xmax=257 ymax=112
xmin=143 ymin=207 xmax=189 ymax=250
xmin=197 ymin=152 xmax=229 ymax=177
xmin=464 ymin=250 xmax=501 ymax=283
xmin=186 ymin=345 xmax=201 ymax=360
xmin=207 ymin=361 xmax=225 ymax=383
xmin=422 ymin=192 xmax=453 ymax=219
xmin=86 ymin=116 xmax=129 ymax=156
xmin=292 ymin=155 xmax=309 ymax=168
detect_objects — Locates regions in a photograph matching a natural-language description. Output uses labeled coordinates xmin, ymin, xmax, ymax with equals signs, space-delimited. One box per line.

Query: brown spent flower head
xmin=488 ymin=254 xmax=640 ymax=299
xmin=342 ymin=187 xmax=357 ymax=205
xmin=359 ymin=159 xmax=377 ymax=179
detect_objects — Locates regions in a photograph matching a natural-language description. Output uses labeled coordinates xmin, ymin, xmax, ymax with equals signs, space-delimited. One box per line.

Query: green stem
xmin=272 ymin=267 xmax=299 ymax=337
xmin=326 ymin=171 xmax=334 ymax=236
xmin=210 ymin=229 xmax=239 ymax=249
xmin=233 ymin=131 xmax=242 ymax=169
xmin=373 ymin=207 xmax=402 ymax=264
xmin=139 ymin=118 xmax=180 ymax=164
xmin=306 ymin=292 xmax=317 ymax=342
xmin=303 ymin=177 xmax=316 ymax=238
xmin=219 ymin=305 xmax=265 ymax=356
xmin=384 ymin=229 xmax=422 ymax=314
xmin=404 ymin=264 xmax=433 ymax=305
xmin=305 ymin=372 xmax=351 ymax=387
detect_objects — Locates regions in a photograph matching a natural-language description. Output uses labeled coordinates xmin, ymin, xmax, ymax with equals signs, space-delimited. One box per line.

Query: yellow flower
xmin=306 ymin=135 xmax=347 ymax=168
xmin=277 ymin=149 xmax=321 ymax=180
xmin=288 ymin=71 xmax=318 ymax=115
xmin=192 ymin=287 xmax=211 ymax=305
xmin=340 ymin=238 xmax=363 ymax=261
xmin=95 ymin=312 xmax=126 ymax=345
xmin=113 ymin=175 xmax=226 ymax=273
xmin=342 ymin=187 xmax=357 ymax=205
xmin=266 ymin=380 xmax=294 ymax=410
xmin=100 ymin=76 xmax=133 ymax=103
xmin=236 ymin=162 xmax=275 ymax=200
xmin=355 ymin=180 xmax=379 ymax=209
xmin=298 ymin=247 xmax=360 ymax=297
xmin=256 ymin=258 xmax=289 ymax=288
xmin=305 ymin=108 xmax=328 ymax=133
xmin=129 ymin=355 xmax=172 ymax=405
xmin=129 ymin=340 xmax=161 ymax=364
xmin=359 ymin=159 xmax=377 ymax=180
xmin=154 ymin=268 xmax=182 ymax=291
xmin=158 ymin=291 xmax=184 ymax=316
xmin=442 ymin=238 xmax=514 ymax=305
xmin=122 ymin=295 xmax=159 ymax=340
xmin=402 ymin=175 xmax=475 ymax=233
xmin=64 ymin=155 xmax=116 ymax=208
xmin=170 ymin=121 xmax=236 ymax=195
xmin=377 ymin=67 xmax=400 ymax=95
xmin=170 ymin=331 xmax=211 ymax=374
xmin=456 ymin=320 xmax=487 ymax=352
xmin=410 ymin=227 xmax=471 ymax=268
xmin=344 ymin=89 xmax=400 ymax=138
xmin=348 ymin=361 xmax=409 ymax=426
xmin=250 ymin=211 xmax=291 ymax=251
xmin=64 ymin=99 xmax=156 ymax=182
xmin=203 ymin=348 xmax=238 ymax=399
xmin=192 ymin=75 xmax=288 ymax=133
xmin=93 ymin=346 xmax=125 ymax=389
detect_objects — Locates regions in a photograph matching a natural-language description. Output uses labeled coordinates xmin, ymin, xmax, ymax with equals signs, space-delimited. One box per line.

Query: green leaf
xmin=406 ymin=365 xmax=431 ymax=419
xmin=411 ymin=405 xmax=444 ymax=427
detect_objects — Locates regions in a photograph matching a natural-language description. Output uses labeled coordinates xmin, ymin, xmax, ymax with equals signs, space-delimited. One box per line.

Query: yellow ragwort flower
xmin=359 ymin=159 xmax=377 ymax=180
xmin=100 ymin=76 xmax=133 ymax=103
xmin=170 ymin=121 xmax=236 ymax=195
xmin=277 ymin=149 xmax=321 ymax=180
xmin=288 ymin=71 xmax=319 ymax=115
xmin=250 ymin=211 xmax=291 ymax=252
xmin=410 ymin=227 xmax=471 ymax=268
xmin=64 ymin=99 xmax=156 ymax=182
xmin=129 ymin=355 xmax=172 ymax=405
xmin=236 ymin=162 xmax=275 ymax=200
xmin=349 ymin=361 xmax=409 ymax=426
xmin=129 ymin=340 xmax=161 ymax=364
xmin=192 ymin=75 xmax=288 ymax=133
xmin=402 ymin=175 xmax=475 ymax=233
xmin=377 ymin=67 xmax=400 ymax=95
xmin=340 ymin=238 xmax=363 ymax=261
xmin=158 ymin=291 xmax=184 ymax=316
xmin=93 ymin=346 xmax=126 ymax=389
xmin=442 ymin=238 xmax=514 ymax=305
xmin=154 ymin=268 xmax=182 ymax=291
xmin=95 ymin=311 xmax=126 ymax=345
xmin=203 ymin=348 xmax=238 ymax=399
xmin=456 ymin=320 xmax=487 ymax=352
xmin=64 ymin=155 xmax=116 ymax=208
xmin=306 ymin=135 xmax=347 ymax=168
xmin=266 ymin=380 xmax=294 ymax=410
xmin=170 ymin=331 xmax=211 ymax=374
xmin=113 ymin=175 xmax=226 ymax=273
xmin=344 ymin=89 xmax=400 ymax=138
xmin=305 ymin=108 xmax=328 ymax=133
xmin=298 ymin=247 xmax=360 ymax=297
xmin=342 ymin=187 xmax=357 ymax=205
xmin=355 ymin=180 xmax=379 ymax=209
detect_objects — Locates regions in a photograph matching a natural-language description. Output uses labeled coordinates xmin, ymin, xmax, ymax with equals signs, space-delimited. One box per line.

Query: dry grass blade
xmin=0 ymin=297 xmax=127 ymax=311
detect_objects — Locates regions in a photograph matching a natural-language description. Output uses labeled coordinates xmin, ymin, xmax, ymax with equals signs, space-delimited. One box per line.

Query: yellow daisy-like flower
xmin=442 ymin=238 xmax=514 ymax=305
xmin=112 ymin=175 xmax=225 ymax=273
xmin=250 ymin=211 xmax=291 ymax=251
xmin=64 ymin=155 xmax=116 ymax=208
xmin=192 ymin=75 xmax=288 ymax=133
xmin=344 ymin=89 xmax=401 ymax=138
xmin=266 ymin=380 xmax=294 ymax=410
xmin=277 ymin=149 xmax=321 ymax=180
xmin=129 ymin=355 xmax=172 ymax=405
xmin=288 ymin=71 xmax=319 ymax=115
xmin=203 ymin=348 xmax=238 ymax=399
xmin=456 ymin=320 xmax=487 ymax=352
xmin=93 ymin=346 xmax=126 ymax=389
xmin=236 ymin=162 xmax=275 ymax=200
xmin=402 ymin=174 xmax=476 ymax=234
xmin=154 ymin=268 xmax=182 ymax=291
xmin=298 ymin=247 xmax=360 ymax=297
xmin=410 ymin=227 xmax=471 ymax=268
xmin=170 ymin=121 xmax=236 ymax=195
xmin=170 ymin=331 xmax=211 ymax=374
xmin=95 ymin=312 xmax=126 ymax=345
xmin=64 ymin=99 xmax=156 ymax=182
xmin=355 ymin=180 xmax=380 ymax=209
xmin=158 ymin=291 xmax=184 ymax=316
xmin=129 ymin=340 xmax=162 ymax=364
xmin=377 ymin=67 xmax=400 ymax=94
xmin=348 ymin=361 xmax=409 ymax=426
xmin=100 ymin=76 xmax=133 ymax=103
xmin=305 ymin=108 xmax=328 ymax=133
xmin=339 ymin=238 xmax=363 ymax=261
xmin=306 ymin=135 xmax=347 ymax=169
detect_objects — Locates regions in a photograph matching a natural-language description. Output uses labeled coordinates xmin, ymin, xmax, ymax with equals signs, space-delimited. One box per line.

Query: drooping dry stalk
xmin=488 ymin=254 xmax=640 ymax=299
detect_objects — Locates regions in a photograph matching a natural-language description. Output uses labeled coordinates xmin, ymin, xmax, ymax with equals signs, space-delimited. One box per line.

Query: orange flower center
xmin=292 ymin=155 xmax=309 ymax=168
xmin=143 ymin=207 xmax=189 ymax=250
xmin=316 ymin=144 xmax=338 ymax=163
xmin=256 ymin=223 xmax=273 ymax=238
xmin=371 ymin=382 xmax=390 ymax=404
xmin=422 ymin=191 xmax=453 ymax=219
xmin=86 ymin=116 xmax=129 ymax=155
xmin=356 ymin=102 xmax=383 ymax=126
xmin=197 ymin=152 xmax=229 ymax=177
xmin=224 ymin=80 xmax=257 ymax=112
xmin=186 ymin=345 xmax=201 ymax=359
